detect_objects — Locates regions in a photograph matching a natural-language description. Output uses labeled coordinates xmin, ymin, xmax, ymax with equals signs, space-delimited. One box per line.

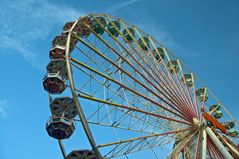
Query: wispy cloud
xmin=106 ymin=0 xmax=142 ymax=13
xmin=0 ymin=0 xmax=84 ymax=70
xmin=0 ymin=99 xmax=8 ymax=118
xmin=0 ymin=36 xmax=41 ymax=69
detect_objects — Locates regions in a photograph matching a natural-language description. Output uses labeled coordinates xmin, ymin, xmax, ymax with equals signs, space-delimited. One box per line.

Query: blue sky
xmin=0 ymin=0 xmax=239 ymax=158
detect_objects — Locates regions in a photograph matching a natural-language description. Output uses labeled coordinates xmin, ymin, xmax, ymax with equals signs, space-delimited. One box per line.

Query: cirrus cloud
xmin=0 ymin=0 xmax=84 ymax=70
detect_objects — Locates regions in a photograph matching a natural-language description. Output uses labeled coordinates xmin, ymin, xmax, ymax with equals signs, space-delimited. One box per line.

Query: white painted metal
xmin=206 ymin=127 xmax=233 ymax=159
xmin=222 ymin=137 xmax=239 ymax=158
xmin=65 ymin=19 xmax=103 ymax=159
xmin=201 ymin=128 xmax=207 ymax=159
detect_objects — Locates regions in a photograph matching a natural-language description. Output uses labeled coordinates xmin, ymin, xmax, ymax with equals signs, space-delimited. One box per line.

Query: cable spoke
xmin=97 ymin=128 xmax=192 ymax=158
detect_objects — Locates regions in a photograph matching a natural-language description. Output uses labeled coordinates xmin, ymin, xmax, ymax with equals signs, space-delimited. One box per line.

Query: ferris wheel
xmin=42 ymin=13 xmax=239 ymax=159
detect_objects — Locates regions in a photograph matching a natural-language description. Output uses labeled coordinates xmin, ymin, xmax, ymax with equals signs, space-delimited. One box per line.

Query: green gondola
xmin=209 ymin=104 xmax=221 ymax=112
xmin=182 ymin=74 xmax=193 ymax=87
xmin=195 ymin=88 xmax=208 ymax=102
xmin=137 ymin=36 xmax=150 ymax=50
xmin=122 ymin=28 xmax=135 ymax=42
xmin=167 ymin=60 xmax=179 ymax=74
xmin=153 ymin=48 xmax=164 ymax=62
xmin=228 ymin=129 xmax=238 ymax=136
xmin=224 ymin=122 xmax=235 ymax=129
xmin=107 ymin=21 xmax=121 ymax=37
xmin=92 ymin=16 xmax=106 ymax=36
xmin=213 ymin=110 xmax=223 ymax=119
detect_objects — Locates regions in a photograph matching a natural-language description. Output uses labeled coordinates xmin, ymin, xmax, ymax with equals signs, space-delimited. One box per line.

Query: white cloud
xmin=0 ymin=0 xmax=84 ymax=69
xmin=0 ymin=36 xmax=42 ymax=69
xmin=106 ymin=0 xmax=142 ymax=13
xmin=0 ymin=99 xmax=8 ymax=118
